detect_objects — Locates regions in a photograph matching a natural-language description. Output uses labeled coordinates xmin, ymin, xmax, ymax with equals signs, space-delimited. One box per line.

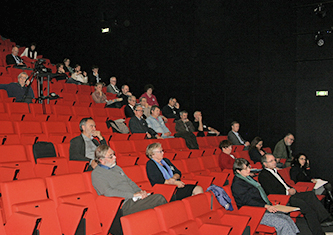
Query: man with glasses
xmin=106 ymin=76 xmax=121 ymax=94
xmin=92 ymin=144 xmax=167 ymax=234
xmin=259 ymin=153 xmax=333 ymax=234
xmin=129 ymin=105 xmax=162 ymax=139
xmin=273 ymin=133 xmax=295 ymax=167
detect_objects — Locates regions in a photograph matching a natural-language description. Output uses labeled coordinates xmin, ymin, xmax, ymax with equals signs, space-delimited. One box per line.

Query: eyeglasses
xmin=135 ymin=109 xmax=143 ymax=112
xmin=242 ymin=165 xmax=251 ymax=170
xmin=153 ymin=150 xmax=164 ymax=154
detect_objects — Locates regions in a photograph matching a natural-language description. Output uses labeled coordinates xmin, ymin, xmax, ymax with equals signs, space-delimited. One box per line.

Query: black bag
xmin=32 ymin=141 xmax=57 ymax=163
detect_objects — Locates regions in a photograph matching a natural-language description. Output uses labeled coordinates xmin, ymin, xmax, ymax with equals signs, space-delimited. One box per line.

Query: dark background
xmin=1 ymin=0 xmax=332 ymax=182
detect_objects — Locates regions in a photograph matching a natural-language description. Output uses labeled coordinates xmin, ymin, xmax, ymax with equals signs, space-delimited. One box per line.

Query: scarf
xmin=235 ymin=173 xmax=271 ymax=205
xmin=152 ymin=159 xmax=173 ymax=180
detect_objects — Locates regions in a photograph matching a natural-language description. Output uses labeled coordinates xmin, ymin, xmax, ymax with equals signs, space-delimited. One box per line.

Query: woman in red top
xmin=218 ymin=140 xmax=236 ymax=170
xmin=140 ymin=84 xmax=159 ymax=106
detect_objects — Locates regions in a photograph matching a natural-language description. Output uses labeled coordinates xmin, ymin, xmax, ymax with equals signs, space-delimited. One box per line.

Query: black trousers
xmin=289 ymin=191 xmax=329 ymax=235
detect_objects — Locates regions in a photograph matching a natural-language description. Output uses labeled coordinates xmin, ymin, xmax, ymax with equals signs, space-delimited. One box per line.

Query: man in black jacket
xmin=69 ymin=117 xmax=107 ymax=171
xmin=259 ymin=153 xmax=333 ymax=235
xmin=129 ymin=105 xmax=162 ymax=139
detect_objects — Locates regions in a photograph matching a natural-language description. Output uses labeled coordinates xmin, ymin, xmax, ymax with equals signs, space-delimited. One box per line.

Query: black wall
xmin=1 ymin=1 xmax=331 ymax=180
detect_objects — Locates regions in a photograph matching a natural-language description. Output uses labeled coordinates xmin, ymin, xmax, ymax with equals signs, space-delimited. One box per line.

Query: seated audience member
xmin=139 ymin=97 xmax=151 ymax=119
xmin=161 ymin=97 xmax=180 ymax=120
xmin=248 ymin=136 xmax=266 ymax=164
xmin=218 ymin=140 xmax=236 ymax=170
xmin=290 ymin=153 xmax=333 ymax=198
xmin=129 ymin=105 xmax=162 ymax=139
xmin=228 ymin=121 xmax=250 ymax=150
xmin=69 ymin=117 xmax=107 ymax=171
xmin=88 ymin=65 xmax=105 ymax=86
xmin=273 ymin=133 xmax=294 ymax=167
xmin=146 ymin=142 xmax=203 ymax=201
xmin=140 ymin=84 xmax=159 ymax=106
xmin=67 ymin=64 xmax=88 ymax=84
xmin=106 ymin=76 xmax=121 ymax=94
xmin=193 ymin=111 xmax=220 ymax=136
xmin=92 ymin=145 xmax=167 ymax=234
xmin=54 ymin=63 xmax=68 ymax=81
xmin=6 ymin=46 xmax=26 ymax=67
xmin=92 ymin=82 xmax=122 ymax=106
xmin=175 ymin=110 xmax=199 ymax=149
xmin=117 ymin=84 xmax=132 ymax=107
xmin=0 ymin=72 xmax=34 ymax=103
xmin=124 ymin=95 xmax=136 ymax=118
xmin=231 ymin=158 xmax=299 ymax=235
xmin=259 ymin=153 xmax=333 ymax=234
xmin=63 ymin=58 xmax=74 ymax=74
xmin=20 ymin=43 xmax=37 ymax=59
xmin=146 ymin=105 xmax=174 ymax=138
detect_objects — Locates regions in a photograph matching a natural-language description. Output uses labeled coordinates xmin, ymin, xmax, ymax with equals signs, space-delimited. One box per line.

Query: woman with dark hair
xmin=248 ymin=137 xmax=266 ymax=163
xmin=290 ymin=153 xmax=333 ymax=198
xmin=231 ymin=158 xmax=299 ymax=235
xmin=21 ymin=43 xmax=37 ymax=59
xmin=63 ymin=58 xmax=74 ymax=74
xmin=140 ymin=84 xmax=159 ymax=106
xmin=146 ymin=142 xmax=203 ymax=201
xmin=218 ymin=140 xmax=236 ymax=170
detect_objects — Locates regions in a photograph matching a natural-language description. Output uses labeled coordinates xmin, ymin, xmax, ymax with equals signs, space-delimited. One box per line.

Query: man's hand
xmin=25 ymin=80 xmax=30 ymax=86
xmin=146 ymin=133 xmax=152 ymax=138
xmin=92 ymin=130 xmax=103 ymax=140
xmin=134 ymin=190 xmax=148 ymax=199
xmin=83 ymin=71 xmax=87 ymax=76
xmin=175 ymin=180 xmax=185 ymax=188
xmin=156 ymin=135 xmax=163 ymax=139
xmin=174 ymin=102 xmax=180 ymax=109
xmin=265 ymin=205 xmax=278 ymax=213
xmin=164 ymin=132 xmax=171 ymax=137
xmin=91 ymin=160 xmax=98 ymax=169
xmin=288 ymin=188 xmax=296 ymax=195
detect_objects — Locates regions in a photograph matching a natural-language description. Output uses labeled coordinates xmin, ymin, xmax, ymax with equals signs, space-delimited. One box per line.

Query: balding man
xmin=106 ymin=76 xmax=121 ymax=94
xmin=6 ymin=46 xmax=26 ymax=67
xmin=193 ymin=111 xmax=220 ymax=136
xmin=0 ymin=72 xmax=34 ymax=103
xmin=124 ymin=95 xmax=136 ymax=118
xmin=273 ymin=133 xmax=295 ymax=167
xmin=259 ymin=153 xmax=333 ymax=234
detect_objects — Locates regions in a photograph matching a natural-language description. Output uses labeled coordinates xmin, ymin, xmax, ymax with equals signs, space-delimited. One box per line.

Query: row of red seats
xmin=0 ymin=170 xmax=278 ymax=235
xmin=121 ymin=187 xmax=278 ymax=235
xmin=0 ymin=98 xmax=125 ymax=120
xmin=0 ymin=172 xmax=123 ymax=235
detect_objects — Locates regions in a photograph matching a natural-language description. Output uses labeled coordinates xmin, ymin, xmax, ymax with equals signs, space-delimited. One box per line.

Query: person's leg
xmin=109 ymin=208 xmax=123 ymax=235
xmin=122 ymin=194 xmax=167 ymax=216
xmin=289 ymin=194 xmax=325 ymax=235
xmin=260 ymin=212 xmax=299 ymax=235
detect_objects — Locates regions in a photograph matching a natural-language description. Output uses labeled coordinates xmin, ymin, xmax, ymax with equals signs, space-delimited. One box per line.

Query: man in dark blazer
xmin=6 ymin=46 xmax=26 ymax=67
xmin=174 ymin=110 xmax=199 ymax=149
xmin=227 ymin=121 xmax=250 ymax=150
xmin=124 ymin=95 xmax=136 ymax=118
xmin=258 ymin=153 xmax=333 ymax=235
xmin=161 ymin=97 xmax=180 ymax=120
xmin=69 ymin=117 xmax=107 ymax=171
xmin=129 ymin=105 xmax=162 ymax=139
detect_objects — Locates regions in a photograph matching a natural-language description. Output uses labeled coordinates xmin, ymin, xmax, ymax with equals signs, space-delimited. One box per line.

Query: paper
xmin=273 ymin=205 xmax=300 ymax=213
xmin=314 ymin=179 xmax=328 ymax=190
